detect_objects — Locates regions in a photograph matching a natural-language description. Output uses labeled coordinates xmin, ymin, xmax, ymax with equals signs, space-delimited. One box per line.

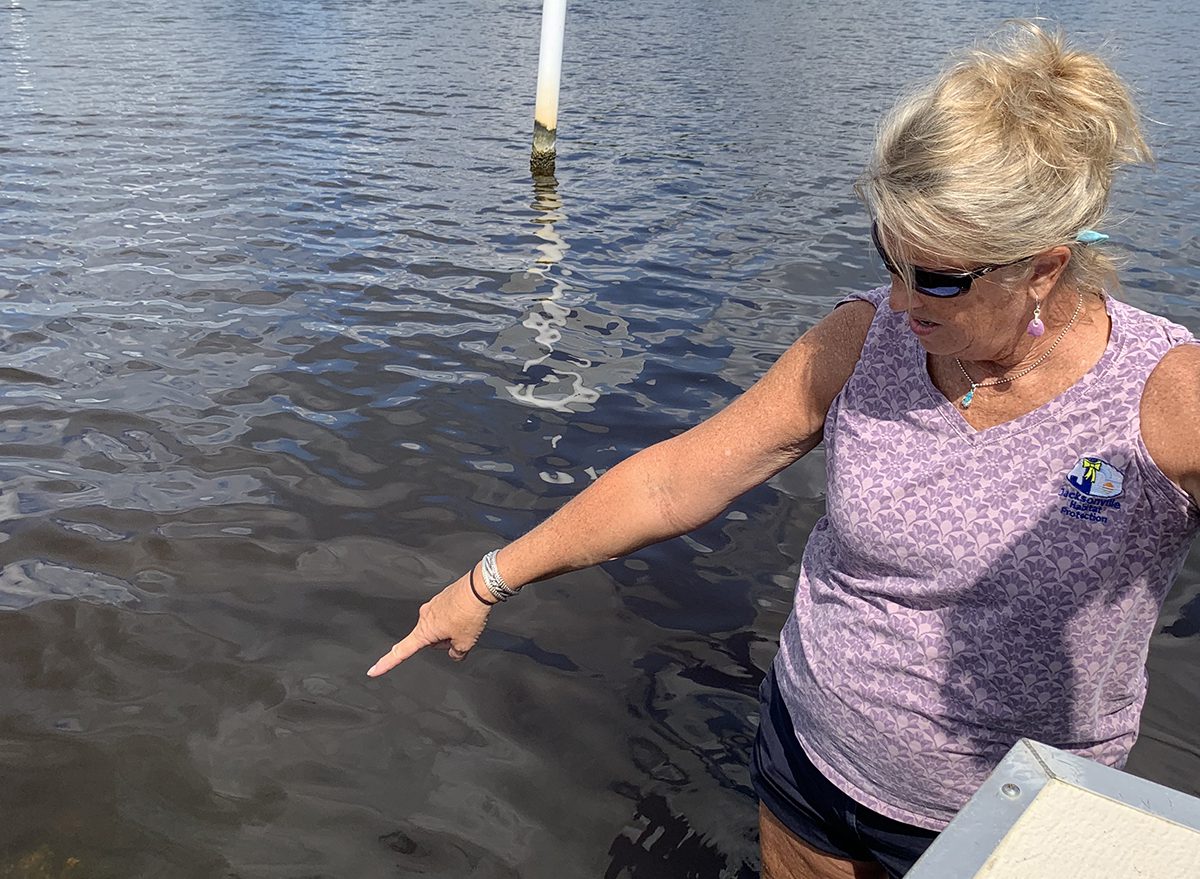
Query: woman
xmin=368 ymin=23 xmax=1200 ymax=879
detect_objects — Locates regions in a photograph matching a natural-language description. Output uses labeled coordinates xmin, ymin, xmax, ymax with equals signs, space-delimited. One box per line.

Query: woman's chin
xmin=912 ymin=333 xmax=960 ymax=357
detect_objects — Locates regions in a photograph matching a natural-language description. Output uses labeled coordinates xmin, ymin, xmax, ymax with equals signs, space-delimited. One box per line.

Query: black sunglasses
xmin=871 ymin=223 xmax=1030 ymax=298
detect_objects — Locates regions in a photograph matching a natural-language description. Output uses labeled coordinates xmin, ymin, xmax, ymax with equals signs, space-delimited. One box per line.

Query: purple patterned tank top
xmin=775 ymin=286 xmax=1199 ymax=830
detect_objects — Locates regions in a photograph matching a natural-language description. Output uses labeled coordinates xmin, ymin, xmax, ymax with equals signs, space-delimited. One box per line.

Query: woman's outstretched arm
xmin=367 ymin=299 xmax=875 ymax=675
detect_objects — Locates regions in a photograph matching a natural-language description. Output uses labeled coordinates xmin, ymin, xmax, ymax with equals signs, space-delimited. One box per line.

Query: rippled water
xmin=0 ymin=1 xmax=1197 ymax=876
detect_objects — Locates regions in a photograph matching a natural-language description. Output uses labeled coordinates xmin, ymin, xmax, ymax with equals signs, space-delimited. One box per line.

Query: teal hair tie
xmin=1075 ymin=229 xmax=1109 ymax=245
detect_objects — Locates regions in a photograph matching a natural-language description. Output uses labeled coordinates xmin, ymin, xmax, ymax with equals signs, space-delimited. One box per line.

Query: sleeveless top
xmin=774 ymin=285 xmax=1200 ymax=831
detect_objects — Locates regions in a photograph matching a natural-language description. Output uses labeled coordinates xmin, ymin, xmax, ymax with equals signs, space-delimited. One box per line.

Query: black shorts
xmin=750 ymin=665 xmax=940 ymax=878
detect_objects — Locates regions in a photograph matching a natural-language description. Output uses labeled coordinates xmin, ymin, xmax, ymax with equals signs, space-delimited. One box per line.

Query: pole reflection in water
xmin=487 ymin=173 xmax=647 ymax=485
xmin=494 ymin=173 xmax=646 ymax=418
xmin=503 ymin=173 xmax=601 ymax=414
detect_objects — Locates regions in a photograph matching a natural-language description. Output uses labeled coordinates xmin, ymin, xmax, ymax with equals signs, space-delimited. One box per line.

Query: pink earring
xmin=1027 ymin=301 xmax=1045 ymax=337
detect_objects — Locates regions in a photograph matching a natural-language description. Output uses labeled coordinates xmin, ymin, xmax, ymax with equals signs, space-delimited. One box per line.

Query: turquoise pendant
xmin=960 ymin=387 xmax=975 ymax=409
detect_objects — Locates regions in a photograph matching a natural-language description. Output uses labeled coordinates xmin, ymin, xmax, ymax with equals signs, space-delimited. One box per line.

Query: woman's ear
xmin=1028 ymin=246 xmax=1073 ymax=298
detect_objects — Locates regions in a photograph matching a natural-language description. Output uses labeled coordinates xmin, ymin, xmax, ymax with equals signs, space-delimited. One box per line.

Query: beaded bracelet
xmin=481 ymin=549 xmax=519 ymax=602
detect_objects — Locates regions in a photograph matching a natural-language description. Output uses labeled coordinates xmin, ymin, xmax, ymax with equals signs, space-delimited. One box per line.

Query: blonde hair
xmin=857 ymin=21 xmax=1152 ymax=294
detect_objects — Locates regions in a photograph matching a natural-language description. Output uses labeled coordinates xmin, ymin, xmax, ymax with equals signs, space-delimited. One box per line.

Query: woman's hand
xmin=366 ymin=571 xmax=493 ymax=677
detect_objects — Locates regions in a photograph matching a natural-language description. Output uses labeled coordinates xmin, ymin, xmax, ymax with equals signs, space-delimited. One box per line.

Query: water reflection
xmin=1164 ymin=594 xmax=1200 ymax=637
xmin=605 ymin=791 xmax=756 ymax=879
xmin=0 ymin=0 xmax=1196 ymax=876
xmin=502 ymin=173 xmax=601 ymax=413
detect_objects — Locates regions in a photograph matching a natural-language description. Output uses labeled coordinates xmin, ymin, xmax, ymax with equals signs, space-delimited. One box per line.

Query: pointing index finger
xmin=366 ymin=632 xmax=427 ymax=677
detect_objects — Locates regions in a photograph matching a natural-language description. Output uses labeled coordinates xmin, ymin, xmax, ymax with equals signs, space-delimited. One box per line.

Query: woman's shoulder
xmin=810 ymin=293 xmax=877 ymax=360
xmin=832 ymin=284 xmax=907 ymax=349
xmin=1113 ymin=295 xmax=1197 ymax=419
xmin=1139 ymin=337 xmax=1200 ymax=502
xmin=1142 ymin=340 xmax=1200 ymax=413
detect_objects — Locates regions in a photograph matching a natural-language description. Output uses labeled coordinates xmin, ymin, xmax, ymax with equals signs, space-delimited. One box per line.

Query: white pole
xmin=531 ymin=0 xmax=566 ymax=175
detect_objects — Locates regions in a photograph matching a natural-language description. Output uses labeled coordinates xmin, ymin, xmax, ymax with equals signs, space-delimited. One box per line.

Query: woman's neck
xmin=962 ymin=288 xmax=1094 ymax=377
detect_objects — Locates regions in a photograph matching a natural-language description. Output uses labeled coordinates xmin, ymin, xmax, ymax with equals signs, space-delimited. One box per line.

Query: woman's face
xmin=881 ymin=239 xmax=1072 ymax=363
xmin=887 ymin=268 xmax=1034 ymax=362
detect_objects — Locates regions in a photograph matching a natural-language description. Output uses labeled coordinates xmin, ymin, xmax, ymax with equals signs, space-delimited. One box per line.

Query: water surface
xmin=0 ymin=1 xmax=1197 ymax=876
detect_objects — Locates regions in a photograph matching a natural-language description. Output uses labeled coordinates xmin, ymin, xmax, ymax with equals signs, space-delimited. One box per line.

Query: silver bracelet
xmin=481 ymin=549 xmax=519 ymax=602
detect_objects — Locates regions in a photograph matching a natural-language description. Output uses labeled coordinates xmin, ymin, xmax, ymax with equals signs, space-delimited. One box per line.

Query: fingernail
xmin=366 ymin=664 xmax=379 ymax=676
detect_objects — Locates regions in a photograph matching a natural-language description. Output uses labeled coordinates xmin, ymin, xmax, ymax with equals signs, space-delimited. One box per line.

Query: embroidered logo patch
xmin=1066 ymin=456 xmax=1125 ymax=498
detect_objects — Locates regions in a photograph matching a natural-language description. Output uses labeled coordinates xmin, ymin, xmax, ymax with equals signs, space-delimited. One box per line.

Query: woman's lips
xmin=909 ymin=315 xmax=939 ymax=336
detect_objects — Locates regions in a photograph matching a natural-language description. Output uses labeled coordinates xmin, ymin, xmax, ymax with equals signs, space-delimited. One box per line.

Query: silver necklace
xmin=955 ymin=290 xmax=1085 ymax=409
